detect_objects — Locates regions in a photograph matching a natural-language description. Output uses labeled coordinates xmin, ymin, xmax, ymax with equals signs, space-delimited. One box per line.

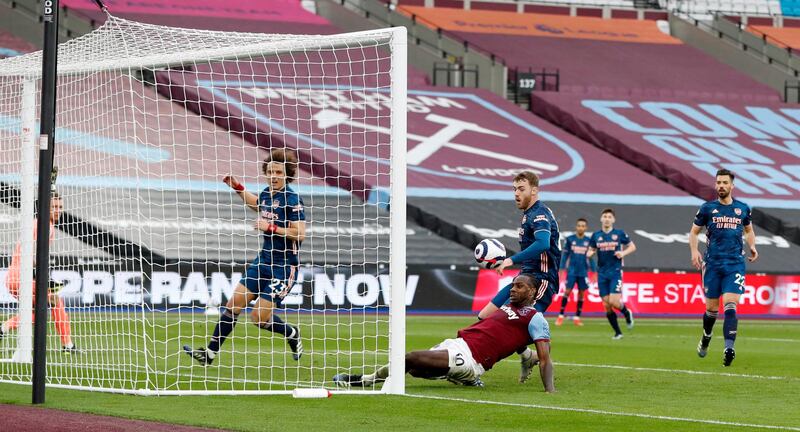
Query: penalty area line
xmin=404 ymin=394 xmax=800 ymax=431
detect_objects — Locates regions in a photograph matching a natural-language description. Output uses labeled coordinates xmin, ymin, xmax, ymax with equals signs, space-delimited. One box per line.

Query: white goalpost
xmin=0 ymin=16 xmax=406 ymax=395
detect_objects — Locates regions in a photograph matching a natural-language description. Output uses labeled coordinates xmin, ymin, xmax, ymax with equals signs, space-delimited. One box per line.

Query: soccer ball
xmin=474 ymin=239 xmax=506 ymax=269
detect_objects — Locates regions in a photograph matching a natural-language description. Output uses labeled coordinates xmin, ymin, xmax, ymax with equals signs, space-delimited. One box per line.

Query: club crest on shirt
xmin=734 ymin=208 xmax=742 ymax=216
xmin=519 ymin=306 xmax=535 ymax=316
xmin=612 ymin=234 xmax=618 ymax=240
xmin=272 ymin=199 xmax=280 ymax=208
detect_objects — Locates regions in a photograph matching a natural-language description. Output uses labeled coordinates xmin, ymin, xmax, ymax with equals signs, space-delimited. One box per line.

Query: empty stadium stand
xmin=0 ymin=30 xmax=34 ymax=59
xmin=661 ymin=0 xmax=781 ymax=16
xmin=401 ymin=5 xmax=780 ymax=99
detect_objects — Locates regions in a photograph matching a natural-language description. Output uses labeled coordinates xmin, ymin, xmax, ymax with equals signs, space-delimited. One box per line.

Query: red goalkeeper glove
xmin=223 ymin=175 xmax=245 ymax=192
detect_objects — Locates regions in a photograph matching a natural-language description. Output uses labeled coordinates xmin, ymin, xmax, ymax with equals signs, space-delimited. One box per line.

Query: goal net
xmin=0 ymin=15 xmax=406 ymax=395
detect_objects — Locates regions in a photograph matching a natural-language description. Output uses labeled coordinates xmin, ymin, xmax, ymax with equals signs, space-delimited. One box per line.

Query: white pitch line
xmin=560 ymin=333 xmax=800 ymax=343
xmin=625 ymin=321 xmax=800 ymax=328
xmin=553 ymin=361 xmax=800 ymax=381
xmin=405 ymin=394 xmax=800 ymax=431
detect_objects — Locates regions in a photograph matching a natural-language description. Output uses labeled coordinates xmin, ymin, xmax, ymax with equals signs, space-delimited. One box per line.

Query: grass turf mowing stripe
xmin=405 ymin=394 xmax=800 ymax=431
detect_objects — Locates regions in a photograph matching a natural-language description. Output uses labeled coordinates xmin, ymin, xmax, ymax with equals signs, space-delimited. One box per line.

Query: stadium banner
xmin=59 ymin=0 xmax=329 ymax=23
xmin=0 ymin=262 xmax=476 ymax=312
xmin=475 ymin=269 xmax=800 ymax=317
xmin=1 ymin=262 xmax=798 ymax=317
xmin=397 ymin=6 xmax=680 ymax=44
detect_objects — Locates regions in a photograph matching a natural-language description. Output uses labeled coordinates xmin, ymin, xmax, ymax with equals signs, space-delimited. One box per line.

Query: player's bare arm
xmin=223 ymin=175 xmax=259 ymax=211
xmin=689 ymin=224 xmax=704 ymax=270
xmin=534 ymin=339 xmax=555 ymax=393
xmin=744 ymin=224 xmax=758 ymax=263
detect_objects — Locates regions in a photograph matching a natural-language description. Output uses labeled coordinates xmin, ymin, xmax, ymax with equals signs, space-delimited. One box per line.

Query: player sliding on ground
xmin=0 ymin=192 xmax=77 ymax=352
xmin=333 ymin=274 xmax=555 ymax=392
xmin=587 ymin=208 xmax=636 ymax=339
xmin=183 ymin=149 xmax=306 ymax=365
xmin=556 ymin=217 xmax=596 ymax=326
xmin=689 ymin=169 xmax=757 ymax=367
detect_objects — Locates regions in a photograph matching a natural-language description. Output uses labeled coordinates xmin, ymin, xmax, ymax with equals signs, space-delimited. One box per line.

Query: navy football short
xmin=597 ymin=272 xmax=622 ymax=297
xmin=241 ymin=257 xmax=297 ymax=305
xmin=565 ymin=274 xmax=589 ymax=291
xmin=702 ymin=262 xmax=746 ymax=299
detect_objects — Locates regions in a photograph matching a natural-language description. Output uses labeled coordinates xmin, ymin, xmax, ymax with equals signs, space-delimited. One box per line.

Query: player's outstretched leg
xmin=50 ymin=296 xmax=78 ymax=353
xmin=697 ymin=309 xmax=717 ymax=358
xmin=257 ymin=314 xmax=303 ymax=361
xmin=722 ymin=302 xmax=738 ymax=366
xmin=618 ymin=302 xmax=634 ymax=329
xmin=183 ymin=307 xmax=240 ymax=365
xmin=183 ymin=345 xmax=214 ymax=366
xmin=332 ymin=373 xmax=364 ymax=388
xmin=334 ymin=365 xmax=388 ymax=388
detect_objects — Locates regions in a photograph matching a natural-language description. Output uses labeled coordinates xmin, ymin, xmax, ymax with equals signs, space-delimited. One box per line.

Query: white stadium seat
xmin=660 ymin=0 xmax=782 ymax=16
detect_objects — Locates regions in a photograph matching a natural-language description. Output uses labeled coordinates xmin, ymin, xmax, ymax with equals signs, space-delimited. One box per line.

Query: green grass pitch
xmin=1 ymin=314 xmax=799 ymax=431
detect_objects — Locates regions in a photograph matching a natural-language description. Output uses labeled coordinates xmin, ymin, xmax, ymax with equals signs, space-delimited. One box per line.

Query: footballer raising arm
xmin=183 ymin=149 xmax=306 ymax=365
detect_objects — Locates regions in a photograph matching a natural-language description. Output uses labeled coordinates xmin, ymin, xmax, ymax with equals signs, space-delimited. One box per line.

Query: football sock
xmin=208 ymin=308 xmax=239 ymax=353
xmin=259 ymin=314 xmax=292 ymax=338
xmin=50 ymin=297 xmax=72 ymax=346
xmin=723 ymin=303 xmax=738 ymax=350
xmin=362 ymin=365 xmax=389 ymax=385
xmin=559 ymin=296 xmax=568 ymax=315
xmin=619 ymin=304 xmax=631 ymax=320
xmin=703 ymin=310 xmax=718 ymax=336
xmin=576 ymin=298 xmax=584 ymax=317
xmin=606 ymin=312 xmax=622 ymax=335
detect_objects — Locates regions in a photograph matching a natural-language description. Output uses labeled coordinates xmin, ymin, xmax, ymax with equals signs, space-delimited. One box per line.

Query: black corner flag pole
xmin=32 ymin=0 xmax=59 ymax=405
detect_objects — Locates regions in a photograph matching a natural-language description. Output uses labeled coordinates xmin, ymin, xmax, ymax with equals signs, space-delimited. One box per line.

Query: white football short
xmin=431 ymin=338 xmax=485 ymax=384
